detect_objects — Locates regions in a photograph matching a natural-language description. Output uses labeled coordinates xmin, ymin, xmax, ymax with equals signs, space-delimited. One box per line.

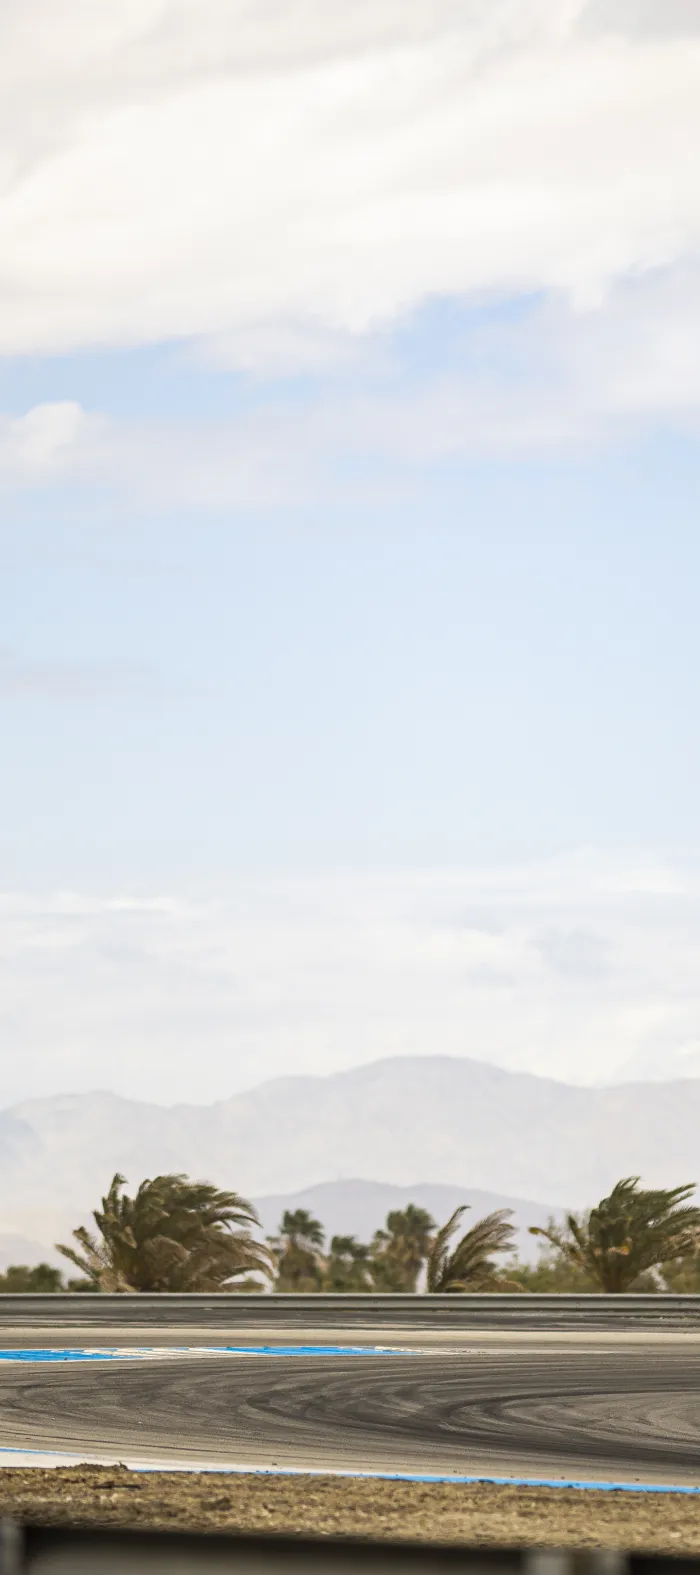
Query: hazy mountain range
xmin=252 ymin=1180 xmax=558 ymax=1264
xmin=2 ymin=1054 xmax=700 ymax=1269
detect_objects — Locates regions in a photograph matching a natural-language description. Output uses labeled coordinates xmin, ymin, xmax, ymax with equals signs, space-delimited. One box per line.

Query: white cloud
xmin=0 ymin=399 xmax=313 ymax=505
xmin=0 ymin=852 xmax=699 ymax=1109
xmin=197 ymin=320 xmax=369 ymax=378
xmin=2 ymin=261 xmax=700 ymax=503
xmin=0 ymin=1 xmax=698 ymax=357
xmin=0 ymin=402 xmax=106 ymax=482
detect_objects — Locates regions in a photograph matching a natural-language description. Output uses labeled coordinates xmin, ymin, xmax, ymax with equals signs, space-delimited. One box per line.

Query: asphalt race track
xmin=2 ymin=1338 xmax=700 ymax=1485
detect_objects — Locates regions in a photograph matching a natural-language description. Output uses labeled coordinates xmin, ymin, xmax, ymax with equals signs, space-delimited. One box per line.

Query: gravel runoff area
xmin=1 ymin=1470 xmax=700 ymax=1552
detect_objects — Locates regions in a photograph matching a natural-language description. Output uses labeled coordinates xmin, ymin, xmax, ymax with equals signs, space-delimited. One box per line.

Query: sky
xmin=2 ymin=0 xmax=700 ymax=1107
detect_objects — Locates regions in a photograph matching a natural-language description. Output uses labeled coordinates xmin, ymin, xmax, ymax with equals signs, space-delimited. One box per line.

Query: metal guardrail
xmin=1 ymin=1293 xmax=700 ymax=1331
xmin=0 ymin=1525 xmax=693 ymax=1575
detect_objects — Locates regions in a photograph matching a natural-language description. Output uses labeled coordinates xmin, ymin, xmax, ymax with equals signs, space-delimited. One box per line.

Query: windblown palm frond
xmin=56 ymin=1173 xmax=137 ymax=1291
xmin=427 ymin=1207 xmax=517 ymax=1293
xmin=57 ymin=1172 xmax=271 ymax=1293
xmin=530 ymin=1178 xmax=700 ymax=1292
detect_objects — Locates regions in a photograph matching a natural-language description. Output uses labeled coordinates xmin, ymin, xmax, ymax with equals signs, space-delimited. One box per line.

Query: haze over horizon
xmin=7 ymin=1055 xmax=700 ymax=1263
xmin=2 ymin=2 xmax=700 ymax=1111
xmin=3 ymin=854 xmax=700 ymax=1108
xmin=6 ymin=1041 xmax=700 ymax=1122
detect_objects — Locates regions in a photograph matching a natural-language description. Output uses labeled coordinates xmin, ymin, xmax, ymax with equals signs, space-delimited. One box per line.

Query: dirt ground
xmin=0 ymin=1469 xmax=699 ymax=1552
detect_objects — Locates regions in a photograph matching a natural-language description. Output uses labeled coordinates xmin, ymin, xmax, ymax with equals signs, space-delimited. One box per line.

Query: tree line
xmin=3 ymin=1173 xmax=700 ymax=1294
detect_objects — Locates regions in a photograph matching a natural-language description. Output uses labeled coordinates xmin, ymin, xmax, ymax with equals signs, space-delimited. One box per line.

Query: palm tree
xmin=530 ymin=1177 xmax=700 ymax=1293
xmin=56 ymin=1172 xmax=271 ymax=1292
xmin=324 ymin=1235 xmax=373 ymax=1292
xmin=370 ymin=1205 xmax=435 ymax=1291
xmin=271 ymin=1208 xmax=324 ymax=1291
xmin=506 ymin=1218 xmax=597 ymax=1292
xmin=427 ymin=1206 xmax=517 ymax=1292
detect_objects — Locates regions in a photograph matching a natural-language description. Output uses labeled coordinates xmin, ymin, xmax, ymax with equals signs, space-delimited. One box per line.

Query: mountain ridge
xmin=5 ymin=1053 xmax=603 ymax=1123
xmin=2 ymin=1055 xmax=700 ymax=1261
xmin=251 ymin=1177 xmax=560 ymax=1263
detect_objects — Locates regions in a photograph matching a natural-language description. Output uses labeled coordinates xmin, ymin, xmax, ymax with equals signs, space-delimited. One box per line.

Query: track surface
xmin=2 ymin=1339 xmax=700 ymax=1485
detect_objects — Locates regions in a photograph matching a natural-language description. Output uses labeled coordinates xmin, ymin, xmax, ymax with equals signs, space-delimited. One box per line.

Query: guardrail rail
xmin=2 ymin=1294 xmax=700 ymax=1332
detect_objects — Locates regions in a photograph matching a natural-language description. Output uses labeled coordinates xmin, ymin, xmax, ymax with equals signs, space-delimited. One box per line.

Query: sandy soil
xmin=0 ymin=1469 xmax=699 ymax=1552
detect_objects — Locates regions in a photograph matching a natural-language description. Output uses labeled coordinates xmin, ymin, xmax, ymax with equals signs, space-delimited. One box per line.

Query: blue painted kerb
xmin=0 ymin=1449 xmax=698 ymax=1493
xmin=0 ymin=1345 xmax=399 ymax=1361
